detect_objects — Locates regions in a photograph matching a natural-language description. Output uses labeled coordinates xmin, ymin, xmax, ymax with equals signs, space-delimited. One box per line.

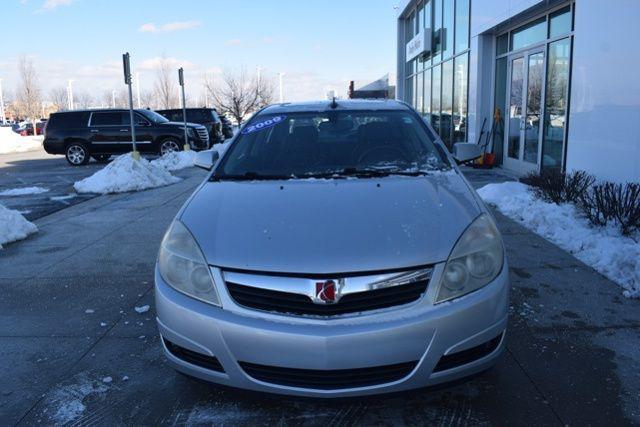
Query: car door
xmin=89 ymin=111 xmax=129 ymax=153
xmin=132 ymin=113 xmax=154 ymax=153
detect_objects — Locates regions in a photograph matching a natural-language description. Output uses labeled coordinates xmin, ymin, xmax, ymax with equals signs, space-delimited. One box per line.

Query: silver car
xmin=155 ymin=100 xmax=508 ymax=397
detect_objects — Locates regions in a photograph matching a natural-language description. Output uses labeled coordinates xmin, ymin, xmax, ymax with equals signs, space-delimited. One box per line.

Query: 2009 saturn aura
xmin=155 ymin=99 xmax=509 ymax=397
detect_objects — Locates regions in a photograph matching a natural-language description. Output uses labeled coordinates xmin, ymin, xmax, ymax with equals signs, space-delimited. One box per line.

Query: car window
xmin=186 ymin=110 xmax=211 ymax=122
xmin=91 ymin=112 xmax=125 ymax=126
xmin=217 ymin=110 xmax=449 ymax=179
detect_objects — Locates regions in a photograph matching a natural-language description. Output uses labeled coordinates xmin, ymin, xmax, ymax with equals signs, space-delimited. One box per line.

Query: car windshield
xmin=215 ymin=110 xmax=449 ymax=180
xmin=138 ymin=109 xmax=169 ymax=123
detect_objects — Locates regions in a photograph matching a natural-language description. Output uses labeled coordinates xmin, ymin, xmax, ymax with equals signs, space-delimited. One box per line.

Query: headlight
xmin=435 ymin=214 xmax=504 ymax=304
xmin=158 ymin=220 xmax=220 ymax=306
xmin=187 ymin=128 xmax=196 ymax=138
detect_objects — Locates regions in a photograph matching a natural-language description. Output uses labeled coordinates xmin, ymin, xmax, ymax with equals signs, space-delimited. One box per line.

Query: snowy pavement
xmin=0 ymin=166 xmax=638 ymax=425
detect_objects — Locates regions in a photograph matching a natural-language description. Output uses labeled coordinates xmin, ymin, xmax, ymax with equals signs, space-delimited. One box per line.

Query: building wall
xmin=565 ymin=0 xmax=640 ymax=182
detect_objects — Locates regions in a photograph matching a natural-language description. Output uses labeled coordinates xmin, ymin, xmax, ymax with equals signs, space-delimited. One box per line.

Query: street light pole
xmin=278 ymin=72 xmax=285 ymax=103
xmin=67 ymin=80 xmax=74 ymax=110
xmin=0 ymin=79 xmax=6 ymax=125
xmin=178 ymin=67 xmax=189 ymax=151
xmin=122 ymin=52 xmax=139 ymax=160
xmin=112 ymin=90 xmax=116 ymax=108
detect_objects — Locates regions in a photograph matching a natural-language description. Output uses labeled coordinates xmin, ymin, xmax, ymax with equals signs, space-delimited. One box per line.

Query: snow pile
xmin=0 ymin=203 xmax=38 ymax=248
xmin=74 ymin=154 xmax=180 ymax=194
xmin=151 ymin=150 xmax=195 ymax=171
xmin=0 ymin=186 xmax=49 ymax=196
xmin=0 ymin=127 xmax=43 ymax=154
xmin=478 ymin=181 xmax=640 ymax=298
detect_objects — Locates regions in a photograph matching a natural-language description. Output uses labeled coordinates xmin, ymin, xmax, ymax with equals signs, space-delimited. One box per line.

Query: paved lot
xmin=0 ymin=162 xmax=639 ymax=425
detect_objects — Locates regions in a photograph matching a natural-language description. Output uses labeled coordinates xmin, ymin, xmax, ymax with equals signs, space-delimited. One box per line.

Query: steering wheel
xmin=356 ymin=145 xmax=409 ymax=165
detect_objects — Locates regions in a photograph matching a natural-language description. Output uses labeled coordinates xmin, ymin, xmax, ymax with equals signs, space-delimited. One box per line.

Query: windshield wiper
xmin=330 ymin=167 xmax=431 ymax=178
xmin=211 ymin=172 xmax=293 ymax=182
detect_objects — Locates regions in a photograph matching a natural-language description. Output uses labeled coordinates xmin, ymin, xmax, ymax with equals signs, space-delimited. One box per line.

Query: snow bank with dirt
xmin=0 ymin=186 xmax=49 ymax=196
xmin=74 ymin=153 xmax=180 ymax=194
xmin=0 ymin=203 xmax=38 ymax=248
xmin=478 ymin=181 xmax=640 ymax=298
xmin=0 ymin=127 xmax=43 ymax=154
xmin=151 ymin=150 xmax=195 ymax=171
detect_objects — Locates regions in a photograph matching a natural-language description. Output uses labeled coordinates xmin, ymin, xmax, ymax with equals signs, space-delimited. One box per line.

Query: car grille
xmin=225 ymin=277 xmax=429 ymax=316
xmin=239 ymin=360 xmax=417 ymax=390
xmin=195 ymin=127 xmax=209 ymax=142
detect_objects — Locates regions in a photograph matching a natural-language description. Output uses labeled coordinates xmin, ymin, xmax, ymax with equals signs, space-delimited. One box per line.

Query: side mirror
xmin=194 ymin=150 xmax=220 ymax=171
xmin=452 ymin=142 xmax=482 ymax=165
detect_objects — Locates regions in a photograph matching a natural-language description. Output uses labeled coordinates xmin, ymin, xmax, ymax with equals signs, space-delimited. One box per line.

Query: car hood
xmin=160 ymin=121 xmax=203 ymax=129
xmin=180 ymin=171 xmax=482 ymax=274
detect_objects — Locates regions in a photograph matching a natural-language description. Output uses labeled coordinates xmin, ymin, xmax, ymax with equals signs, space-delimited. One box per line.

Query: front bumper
xmin=155 ymin=262 xmax=509 ymax=397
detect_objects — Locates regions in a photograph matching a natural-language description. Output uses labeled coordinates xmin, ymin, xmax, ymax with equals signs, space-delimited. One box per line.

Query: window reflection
xmin=453 ymin=53 xmax=468 ymax=143
xmin=510 ymin=17 xmax=546 ymax=51
xmin=441 ymin=60 xmax=453 ymax=147
xmin=431 ymin=64 xmax=441 ymax=136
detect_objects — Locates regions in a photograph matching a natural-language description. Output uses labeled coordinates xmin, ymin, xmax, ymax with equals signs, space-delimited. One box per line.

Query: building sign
xmin=406 ymin=30 xmax=432 ymax=62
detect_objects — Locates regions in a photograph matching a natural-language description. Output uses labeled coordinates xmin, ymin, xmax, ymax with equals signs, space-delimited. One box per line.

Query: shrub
xmin=522 ymin=170 xmax=595 ymax=204
xmin=580 ymin=182 xmax=640 ymax=236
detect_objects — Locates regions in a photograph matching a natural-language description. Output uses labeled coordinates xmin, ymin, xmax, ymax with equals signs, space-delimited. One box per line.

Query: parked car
xmin=19 ymin=122 xmax=45 ymax=136
xmin=156 ymin=108 xmax=223 ymax=146
xmin=218 ymin=113 xmax=234 ymax=139
xmin=43 ymin=109 xmax=210 ymax=165
xmin=155 ymin=99 xmax=507 ymax=397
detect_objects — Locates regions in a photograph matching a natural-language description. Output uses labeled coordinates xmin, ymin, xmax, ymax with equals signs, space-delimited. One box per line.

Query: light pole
xmin=178 ymin=67 xmax=189 ymax=151
xmin=122 ymin=52 xmax=138 ymax=159
xmin=0 ymin=78 xmax=6 ymax=125
xmin=278 ymin=72 xmax=285 ymax=103
xmin=67 ymin=80 xmax=74 ymax=110
xmin=111 ymin=90 xmax=116 ymax=108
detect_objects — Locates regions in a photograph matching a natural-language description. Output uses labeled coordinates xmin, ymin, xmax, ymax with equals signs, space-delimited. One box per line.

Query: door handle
xmin=119 ymin=129 xmax=129 ymax=132
xmin=90 ymin=129 xmax=99 ymax=133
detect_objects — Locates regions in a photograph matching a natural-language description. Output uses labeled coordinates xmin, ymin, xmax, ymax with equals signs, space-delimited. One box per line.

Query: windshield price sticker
xmin=241 ymin=115 xmax=286 ymax=135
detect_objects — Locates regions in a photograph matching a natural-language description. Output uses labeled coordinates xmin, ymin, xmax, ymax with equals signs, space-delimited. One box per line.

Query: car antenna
xmin=330 ymin=96 xmax=338 ymax=109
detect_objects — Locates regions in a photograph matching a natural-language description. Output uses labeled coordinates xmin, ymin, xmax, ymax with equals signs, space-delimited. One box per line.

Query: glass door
xmin=503 ymin=49 xmax=546 ymax=174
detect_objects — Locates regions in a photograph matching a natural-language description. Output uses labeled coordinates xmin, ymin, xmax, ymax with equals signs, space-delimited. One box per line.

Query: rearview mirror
xmin=452 ymin=143 xmax=482 ymax=165
xmin=194 ymin=150 xmax=220 ymax=171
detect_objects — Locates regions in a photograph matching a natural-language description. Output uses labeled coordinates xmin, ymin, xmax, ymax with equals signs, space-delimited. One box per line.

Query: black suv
xmin=156 ymin=108 xmax=224 ymax=145
xmin=218 ymin=113 xmax=234 ymax=139
xmin=43 ymin=109 xmax=209 ymax=165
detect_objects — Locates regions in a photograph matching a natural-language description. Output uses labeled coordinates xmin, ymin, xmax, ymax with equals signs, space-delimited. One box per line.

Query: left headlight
xmin=187 ymin=128 xmax=196 ymax=138
xmin=158 ymin=220 xmax=220 ymax=306
xmin=435 ymin=214 xmax=504 ymax=304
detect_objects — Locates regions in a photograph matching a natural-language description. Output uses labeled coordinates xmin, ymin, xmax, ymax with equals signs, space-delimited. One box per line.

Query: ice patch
xmin=50 ymin=194 xmax=77 ymax=202
xmin=134 ymin=305 xmax=150 ymax=313
xmin=0 ymin=186 xmax=49 ymax=196
xmin=0 ymin=203 xmax=38 ymax=248
xmin=84 ymin=309 xmax=94 ymax=314
xmin=74 ymin=154 xmax=180 ymax=194
xmin=101 ymin=376 xmax=112 ymax=383
xmin=45 ymin=374 xmax=109 ymax=425
xmin=478 ymin=181 xmax=640 ymax=298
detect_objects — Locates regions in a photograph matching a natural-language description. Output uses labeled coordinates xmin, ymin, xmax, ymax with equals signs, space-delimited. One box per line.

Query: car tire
xmin=159 ymin=138 xmax=181 ymax=156
xmin=65 ymin=142 xmax=90 ymax=166
xmin=92 ymin=154 xmax=111 ymax=163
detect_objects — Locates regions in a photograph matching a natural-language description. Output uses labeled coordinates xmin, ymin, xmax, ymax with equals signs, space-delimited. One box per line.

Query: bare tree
xmin=154 ymin=56 xmax=179 ymax=109
xmin=16 ymin=56 xmax=42 ymax=122
xmin=49 ymin=86 xmax=68 ymax=111
xmin=75 ymin=91 xmax=94 ymax=109
xmin=204 ymin=69 xmax=274 ymax=124
xmin=138 ymin=89 xmax=156 ymax=109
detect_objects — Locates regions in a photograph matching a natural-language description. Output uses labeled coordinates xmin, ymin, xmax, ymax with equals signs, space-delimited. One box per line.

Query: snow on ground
xmin=74 ymin=154 xmax=180 ymax=194
xmin=0 ymin=127 xmax=43 ymax=154
xmin=478 ymin=181 xmax=640 ymax=298
xmin=0 ymin=186 xmax=49 ymax=196
xmin=151 ymin=150 xmax=195 ymax=171
xmin=0 ymin=203 xmax=38 ymax=248
xmin=134 ymin=305 xmax=150 ymax=313
xmin=45 ymin=374 xmax=110 ymax=424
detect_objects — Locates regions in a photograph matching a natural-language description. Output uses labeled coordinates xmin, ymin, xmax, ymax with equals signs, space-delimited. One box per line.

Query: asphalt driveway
xmin=0 ymin=165 xmax=638 ymax=425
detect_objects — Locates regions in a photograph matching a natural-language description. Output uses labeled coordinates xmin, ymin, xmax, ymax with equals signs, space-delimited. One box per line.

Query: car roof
xmin=52 ymin=108 xmax=153 ymax=115
xmin=259 ymin=99 xmax=410 ymax=115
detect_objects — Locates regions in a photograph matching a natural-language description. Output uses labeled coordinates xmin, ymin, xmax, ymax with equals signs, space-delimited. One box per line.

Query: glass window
xmin=405 ymin=12 xmax=415 ymax=40
xmin=542 ymin=38 xmax=571 ymax=170
xmin=510 ymin=17 xmax=546 ymax=51
xmin=91 ymin=112 xmax=123 ymax=126
xmin=405 ymin=77 xmax=414 ymax=105
xmin=433 ymin=0 xmax=443 ymax=61
xmin=549 ymin=6 xmax=572 ymax=38
xmin=431 ymin=64 xmax=441 ymax=135
xmin=441 ymin=60 xmax=453 ymax=148
xmin=492 ymin=57 xmax=507 ymax=164
xmin=424 ymin=68 xmax=432 ymax=120
xmin=217 ymin=111 xmax=449 ymax=178
xmin=455 ymin=0 xmax=470 ymax=53
xmin=417 ymin=3 xmax=423 ymax=33
xmin=413 ymin=74 xmax=419 ymax=109
xmin=496 ymin=33 xmax=508 ymax=55
xmin=443 ymin=0 xmax=454 ymax=59
xmin=424 ymin=0 xmax=432 ymax=65
xmin=453 ymin=53 xmax=468 ymax=143
xmin=416 ymin=72 xmax=424 ymax=114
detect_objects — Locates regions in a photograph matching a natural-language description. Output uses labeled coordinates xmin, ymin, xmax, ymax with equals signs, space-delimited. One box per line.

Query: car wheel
xmin=92 ymin=154 xmax=111 ymax=163
xmin=159 ymin=139 xmax=181 ymax=156
xmin=66 ymin=143 xmax=90 ymax=166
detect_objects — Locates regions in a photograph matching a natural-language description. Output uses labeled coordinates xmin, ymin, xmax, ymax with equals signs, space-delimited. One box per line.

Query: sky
xmin=0 ymin=0 xmax=399 ymax=104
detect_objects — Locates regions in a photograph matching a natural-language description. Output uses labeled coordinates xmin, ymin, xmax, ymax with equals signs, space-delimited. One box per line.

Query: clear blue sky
xmin=1 ymin=0 xmax=399 ymax=102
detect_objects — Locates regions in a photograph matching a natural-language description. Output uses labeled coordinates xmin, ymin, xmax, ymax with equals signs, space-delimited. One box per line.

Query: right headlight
xmin=435 ymin=214 xmax=504 ymax=304
xmin=158 ymin=220 xmax=220 ymax=306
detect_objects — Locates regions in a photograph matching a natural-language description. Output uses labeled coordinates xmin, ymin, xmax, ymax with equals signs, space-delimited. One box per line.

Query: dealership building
xmin=396 ymin=0 xmax=640 ymax=182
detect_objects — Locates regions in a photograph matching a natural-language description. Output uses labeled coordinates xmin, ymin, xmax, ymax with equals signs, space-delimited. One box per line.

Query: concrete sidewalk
xmin=0 ymin=167 xmax=638 ymax=425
